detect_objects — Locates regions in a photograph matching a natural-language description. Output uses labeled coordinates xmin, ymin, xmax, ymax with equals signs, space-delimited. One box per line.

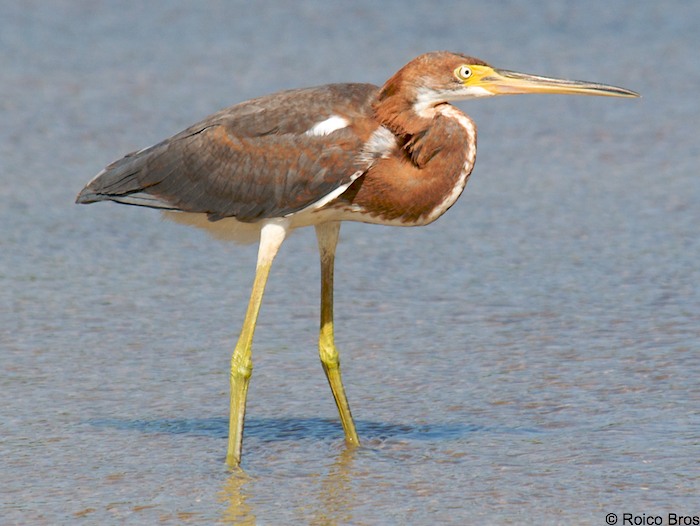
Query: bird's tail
xmin=75 ymin=143 xmax=177 ymax=210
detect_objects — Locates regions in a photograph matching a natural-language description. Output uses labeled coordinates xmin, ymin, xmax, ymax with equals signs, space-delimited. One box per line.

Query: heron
xmin=76 ymin=51 xmax=638 ymax=466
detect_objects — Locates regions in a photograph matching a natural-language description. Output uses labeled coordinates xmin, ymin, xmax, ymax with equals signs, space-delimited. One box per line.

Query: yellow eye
xmin=456 ymin=65 xmax=472 ymax=80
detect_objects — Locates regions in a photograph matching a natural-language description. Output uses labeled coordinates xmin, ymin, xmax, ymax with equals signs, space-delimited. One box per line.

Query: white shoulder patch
xmin=305 ymin=115 xmax=350 ymax=136
xmin=357 ymin=125 xmax=396 ymax=166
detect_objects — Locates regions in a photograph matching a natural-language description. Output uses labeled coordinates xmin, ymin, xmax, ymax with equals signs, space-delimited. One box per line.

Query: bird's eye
xmin=457 ymin=65 xmax=472 ymax=80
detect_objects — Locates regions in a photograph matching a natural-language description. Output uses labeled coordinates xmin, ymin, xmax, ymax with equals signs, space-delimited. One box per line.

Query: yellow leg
xmin=315 ymin=222 xmax=360 ymax=447
xmin=227 ymin=221 xmax=287 ymax=467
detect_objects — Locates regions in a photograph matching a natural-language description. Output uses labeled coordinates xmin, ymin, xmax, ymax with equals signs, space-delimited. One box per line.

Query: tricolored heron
xmin=76 ymin=51 xmax=638 ymax=466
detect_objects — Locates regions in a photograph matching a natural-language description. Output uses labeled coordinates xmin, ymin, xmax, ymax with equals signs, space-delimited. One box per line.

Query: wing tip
xmin=75 ymin=187 xmax=100 ymax=204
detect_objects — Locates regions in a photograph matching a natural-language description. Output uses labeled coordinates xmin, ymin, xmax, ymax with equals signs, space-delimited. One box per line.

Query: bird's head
xmin=376 ymin=51 xmax=639 ymax=124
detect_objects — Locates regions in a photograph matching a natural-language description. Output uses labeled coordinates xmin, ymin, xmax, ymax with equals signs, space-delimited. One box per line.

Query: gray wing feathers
xmin=76 ymin=84 xmax=379 ymax=222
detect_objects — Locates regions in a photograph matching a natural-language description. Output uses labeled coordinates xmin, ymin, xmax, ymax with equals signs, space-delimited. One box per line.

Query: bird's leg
xmin=315 ymin=222 xmax=360 ymax=447
xmin=227 ymin=220 xmax=288 ymax=467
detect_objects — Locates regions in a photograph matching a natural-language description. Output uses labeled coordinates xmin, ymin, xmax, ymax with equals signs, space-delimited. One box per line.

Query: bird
xmin=76 ymin=51 xmax=639 ymax=467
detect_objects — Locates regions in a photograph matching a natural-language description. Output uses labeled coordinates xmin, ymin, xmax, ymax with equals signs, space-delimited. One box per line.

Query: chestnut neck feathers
xmin=372 ymin=51 xmax=487 ymax=136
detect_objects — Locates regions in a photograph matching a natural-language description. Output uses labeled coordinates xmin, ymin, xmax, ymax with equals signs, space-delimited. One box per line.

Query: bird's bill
xmin=475 ymin=66 xmax=640 ymax=98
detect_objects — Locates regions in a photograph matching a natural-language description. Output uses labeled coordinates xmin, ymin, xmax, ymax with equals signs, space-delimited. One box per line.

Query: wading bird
xmin=76 ymin=51 xmax=638 ymax=466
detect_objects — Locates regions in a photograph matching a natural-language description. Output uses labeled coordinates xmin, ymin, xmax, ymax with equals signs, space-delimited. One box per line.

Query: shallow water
xmin=1 ymin=1 xmax=698 ymax=524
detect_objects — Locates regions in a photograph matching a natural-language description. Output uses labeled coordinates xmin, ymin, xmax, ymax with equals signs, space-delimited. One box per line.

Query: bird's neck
xmin=372 ymin=83 xmax=434 ymax=137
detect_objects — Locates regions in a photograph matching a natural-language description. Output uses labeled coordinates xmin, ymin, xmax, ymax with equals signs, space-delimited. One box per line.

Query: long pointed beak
xmin=483 ymin=68 xmax=640 ymax=98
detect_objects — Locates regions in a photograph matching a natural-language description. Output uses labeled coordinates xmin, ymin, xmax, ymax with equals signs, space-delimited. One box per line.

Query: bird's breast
xmin=327 ymin=105 xmax=477 ymax=227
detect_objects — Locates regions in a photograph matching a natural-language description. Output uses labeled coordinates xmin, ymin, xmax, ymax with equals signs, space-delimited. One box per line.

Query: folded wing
xmin=76 ymin=83 xmax=379 ymax=222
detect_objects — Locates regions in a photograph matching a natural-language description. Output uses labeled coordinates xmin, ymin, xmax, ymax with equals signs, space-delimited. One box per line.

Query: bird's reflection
xmin=218 ymin=446 xmax=358 ymax=525
xmin=310 ymin=447 xmax=357 ymax=526
xmin=218 ymin=467 xmax=256 ymax=525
